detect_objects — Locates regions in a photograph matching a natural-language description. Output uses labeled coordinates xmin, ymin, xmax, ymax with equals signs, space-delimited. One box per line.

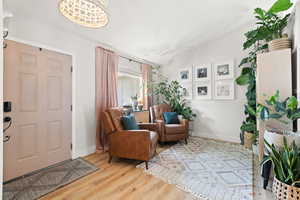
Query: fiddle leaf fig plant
xmin=236 ymin=0 xmax=293 ymax=143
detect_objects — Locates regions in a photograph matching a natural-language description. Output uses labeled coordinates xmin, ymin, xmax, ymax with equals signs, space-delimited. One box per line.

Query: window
xmin=117 ymin=57 xmax=143 ymax=107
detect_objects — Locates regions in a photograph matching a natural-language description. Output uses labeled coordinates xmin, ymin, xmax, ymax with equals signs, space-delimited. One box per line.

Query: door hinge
xmin=70 ymin=143 xmax=73 ymax=150
xmin=70 ymin=105 xmax=73 ymax=111
xmin=71 ymin=66 xmax=73 ymax=73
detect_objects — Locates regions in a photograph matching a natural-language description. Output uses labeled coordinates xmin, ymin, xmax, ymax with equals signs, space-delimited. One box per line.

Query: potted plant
xmin=255 ymin=91 xmax=300 ymax=148
xmin=262 ymin=138 xmax=300 ymax=199
xmin=253 ymin=0 xmax=293 ymax=51
xmin=152 ymin=80 xmax=196 ymax=121
xmin=236 ymin=0 xmax=293 ymax=148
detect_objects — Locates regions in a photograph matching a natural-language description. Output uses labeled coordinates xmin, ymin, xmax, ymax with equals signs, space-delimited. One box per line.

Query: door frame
xmin=4 ymin=36 xmax=76 ymax=159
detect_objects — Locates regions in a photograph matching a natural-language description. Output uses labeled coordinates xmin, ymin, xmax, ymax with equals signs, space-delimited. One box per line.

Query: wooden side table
xmin=133 ymin=110 xmax=150 ymax=123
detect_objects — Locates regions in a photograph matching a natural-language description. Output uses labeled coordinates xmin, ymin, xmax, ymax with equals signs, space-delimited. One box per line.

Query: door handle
xmin=3 ymin=116 xmax=12 ymax=142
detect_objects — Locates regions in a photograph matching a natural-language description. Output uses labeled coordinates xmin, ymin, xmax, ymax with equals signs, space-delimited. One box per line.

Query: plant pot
xmin=264 ymin=130 xmax=300 ymax=150
xmin=244 ymin=132 xmax=254 ymax=149
xmin=268 ymin=38 xmax=292 ymax=52
xmin=252 ymin=144 xmax=259 ymax=155
xmin=273 ymin=177 xmax=300 ymax=200
xmin=178 ymin=115 xmax=183 ymax=121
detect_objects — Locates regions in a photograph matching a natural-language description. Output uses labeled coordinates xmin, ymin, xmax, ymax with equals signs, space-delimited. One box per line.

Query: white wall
xmin=162 ymin=24 xmax=251 ymax=143
xmin=7 ymin=16 xmax=97 ymax=158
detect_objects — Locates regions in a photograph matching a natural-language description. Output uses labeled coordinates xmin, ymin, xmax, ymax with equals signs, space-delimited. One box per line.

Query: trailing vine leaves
xmin=236 ymin=0 xmax=293 ymax=141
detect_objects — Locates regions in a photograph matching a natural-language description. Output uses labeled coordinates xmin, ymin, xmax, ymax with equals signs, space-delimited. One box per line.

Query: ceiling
xmin=4 ymin=0 xmax=279 ymax=65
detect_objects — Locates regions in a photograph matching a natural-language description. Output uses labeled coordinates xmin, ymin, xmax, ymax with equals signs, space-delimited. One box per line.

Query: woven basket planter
xmin=268 ymin=38 xmax=292 ymax=52
xmin=273 ymin=177 xmax=300 ymax=200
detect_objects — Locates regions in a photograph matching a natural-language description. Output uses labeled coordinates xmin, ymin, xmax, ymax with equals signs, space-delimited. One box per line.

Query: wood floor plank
xmin=40 ymin=145 xmax=190 ymax=200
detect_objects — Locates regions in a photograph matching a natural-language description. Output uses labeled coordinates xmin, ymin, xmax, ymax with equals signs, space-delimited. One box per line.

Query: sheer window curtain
xmin=95 ymin=47 xmax=119 ymax=151
xmin=141 ymin=64 xmax=153 ymax=111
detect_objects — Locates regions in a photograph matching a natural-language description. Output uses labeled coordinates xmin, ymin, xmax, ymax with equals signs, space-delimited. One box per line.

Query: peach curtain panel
xmin=141 ymin=63 xmax=153 ymax=110
xmin=95 ymin=47 xmax=119 ymax=151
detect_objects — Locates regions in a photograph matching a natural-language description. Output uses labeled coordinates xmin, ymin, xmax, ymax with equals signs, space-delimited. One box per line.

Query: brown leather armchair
xmin=150 ymin=104 xmax=189 ymax=144
xmin=102 ymin=108 xmax=158 ymax=169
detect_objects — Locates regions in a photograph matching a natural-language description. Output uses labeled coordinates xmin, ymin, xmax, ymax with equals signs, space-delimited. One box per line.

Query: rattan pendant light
xmin=59 ymin=0 xmax=109 ymax=28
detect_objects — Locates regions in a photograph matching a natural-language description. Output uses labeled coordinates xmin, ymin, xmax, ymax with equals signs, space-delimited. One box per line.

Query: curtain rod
xmin=119 ymin=55 xmax=145 ymax=65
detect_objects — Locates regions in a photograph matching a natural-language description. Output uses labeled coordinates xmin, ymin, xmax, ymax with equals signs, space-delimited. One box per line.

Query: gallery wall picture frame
xmin=182 ymin=83 xmax=193 ymax=100
xmin=214 ymin=80 xmax=235 ymax=100
xmin=194 ymin=81 xmax=212 ymax=100
xmin=193 ymin=64 xmax=212 ymax=82
xmin=179 ymin=67 xmax=192 ymax=82
xmin=214 ymin=60 xmax=235 ymax=80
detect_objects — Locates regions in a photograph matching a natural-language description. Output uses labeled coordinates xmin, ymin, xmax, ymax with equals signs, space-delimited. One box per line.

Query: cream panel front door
xmin=4 ymin=40 xmax=72 ymax=181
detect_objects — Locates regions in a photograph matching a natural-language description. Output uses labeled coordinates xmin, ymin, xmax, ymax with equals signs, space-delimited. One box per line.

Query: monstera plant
xmin=236 ymin=0 xmax=293 ymax=145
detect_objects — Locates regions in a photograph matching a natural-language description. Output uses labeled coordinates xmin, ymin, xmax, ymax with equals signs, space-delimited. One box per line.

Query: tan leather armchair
xmin=102 ymin=108 xmax=158 ymax=169
xmin=150 ymin=104 xmax=189 ymax=144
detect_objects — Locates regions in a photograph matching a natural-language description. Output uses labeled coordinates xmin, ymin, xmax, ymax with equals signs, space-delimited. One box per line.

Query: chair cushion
xmin=163 ymin=112 xmax=180 ymax=124
xmin=121 ymin=114 xmax=140 ymax=130
xmin=165 ymin=124 xmax=186 ymax=134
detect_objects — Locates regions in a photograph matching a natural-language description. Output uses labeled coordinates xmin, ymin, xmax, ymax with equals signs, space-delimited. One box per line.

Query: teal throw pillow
xmin=163 ymin=112 xmax=180 ymax=124
xmin=121 ymin=114 xmax=140 ymax=130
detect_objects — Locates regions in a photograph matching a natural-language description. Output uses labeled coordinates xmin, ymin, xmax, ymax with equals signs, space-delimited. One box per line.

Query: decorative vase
xmin=273 ymin=177 xmax=300 ymax=200
xmin=138 ymin=104 xmax=143 ymax=111
xmin=268 ymin=37 xmax=292 ymax=52
xmin=131 ymin=100 xmax=138 ymax=111
xmin=244 ymin=132 xmax=254 ymax=149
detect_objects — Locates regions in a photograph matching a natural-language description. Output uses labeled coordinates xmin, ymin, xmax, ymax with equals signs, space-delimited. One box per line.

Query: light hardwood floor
xmin=41 ymin=144 xmax=195 ymax=200
xmin=41 ymin=144 xmax=273 ymax=200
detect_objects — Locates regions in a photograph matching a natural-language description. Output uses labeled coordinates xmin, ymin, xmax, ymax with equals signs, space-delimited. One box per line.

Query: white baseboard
xmin=191 ymin=132 xmax=240 ymax=144
xmin=73 ymin=145 xmax=96 ymax=159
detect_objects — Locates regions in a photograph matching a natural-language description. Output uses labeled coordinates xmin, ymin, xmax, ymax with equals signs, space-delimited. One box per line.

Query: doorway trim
xmin=5 ymin=36 xmax=77 ymax=159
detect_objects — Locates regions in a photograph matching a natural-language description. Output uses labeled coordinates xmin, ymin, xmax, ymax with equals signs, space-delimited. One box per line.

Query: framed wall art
xmin=214 ymin=80 xmax=235 ymax=100
xmin=194 ymin=64 xmax=211 ymax=82
xmin=214 ymin=60 xmax=234 ymax=80
xmin=179 ymin=67 xmax=192 ymax=82
xmin=194 ymin=81 xmax=212 ymax=100
xmin=182 ymin=83 xmax=193 ymax=100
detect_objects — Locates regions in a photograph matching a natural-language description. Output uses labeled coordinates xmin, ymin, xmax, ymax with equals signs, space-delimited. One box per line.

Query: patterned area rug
xmin=137 ymin=137 xmax=253 ymax=200
xmin=3 ymin=158 xmax=98 ymax=200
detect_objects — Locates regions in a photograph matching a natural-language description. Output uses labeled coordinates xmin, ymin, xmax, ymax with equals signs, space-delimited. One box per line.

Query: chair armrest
xmin=108 ymin=130 xmax=153 ymax=160
xmin=138 ymin=123 xmax=158 ymax=132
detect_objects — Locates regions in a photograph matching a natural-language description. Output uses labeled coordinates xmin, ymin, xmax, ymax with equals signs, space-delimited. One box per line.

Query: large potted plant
xmin=255 ymin=91 xmax=300 ymax=148
xmin=236 ymin=0 xmax=293 ymax=149
xmin=262 ymin=138 xmax=300 ymax=199
xmin=253 ymin=0 xmax=293 ymax=51
xmin=152 ymin=80 xmax=196 ymax=121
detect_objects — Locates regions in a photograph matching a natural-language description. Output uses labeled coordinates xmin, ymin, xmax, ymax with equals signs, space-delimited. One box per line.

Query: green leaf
xmin=236 ymin=74 xmax=250 ymax=85
xmin=287 ymin=96 xmax=298 ymax=110
xmin=254 ymin=8 xmax=266 ymax=18
xmin=260 ymin=107 xmax=269 ymax=120
xmin=269 ymin=113 xmax=282 ymax=119
xmin=246 ymin=104 xmax=257 ymax=116
xmin=268 ymin=0 xmax=293 ymax=14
